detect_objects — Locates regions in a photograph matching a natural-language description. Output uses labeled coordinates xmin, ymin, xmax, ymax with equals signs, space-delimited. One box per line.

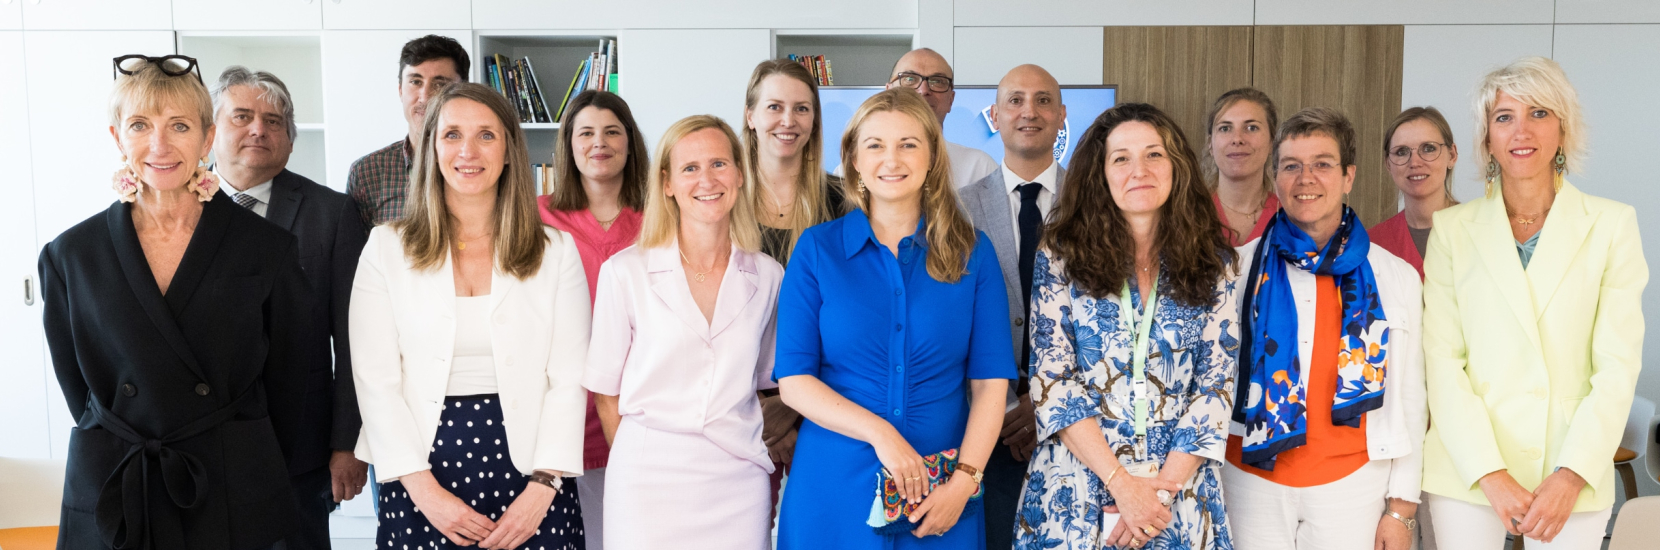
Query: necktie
xmin=1016 ymin=183 xmax=1042 ymax=395
xmin=233 ymin=192 xmax=259 ymax=210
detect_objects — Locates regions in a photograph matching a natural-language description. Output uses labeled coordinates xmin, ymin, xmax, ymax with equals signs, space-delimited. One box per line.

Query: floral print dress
xmin=1014 ymin=250 xmax=1239 ymax=550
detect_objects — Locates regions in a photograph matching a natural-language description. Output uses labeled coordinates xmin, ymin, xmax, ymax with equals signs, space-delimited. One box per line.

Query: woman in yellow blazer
xmin=1422 ymin=57 xmax=1646 ymax=550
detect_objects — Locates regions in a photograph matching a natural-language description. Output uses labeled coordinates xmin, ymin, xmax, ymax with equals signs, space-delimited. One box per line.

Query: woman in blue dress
xmin=774 ymin=88 xmax=1016 ymax=549
xmin=1015 ymin=103 xmax=1239 ymax=550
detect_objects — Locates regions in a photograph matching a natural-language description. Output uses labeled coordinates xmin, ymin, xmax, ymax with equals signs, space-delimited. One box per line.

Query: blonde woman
xmin=775 ymin=88 xmax=1015 ymax=549
xmin=351 ymin=83 xmax=590 ymax=550
xmin=585 ymin=115 xmax=783 ymax=550
xmin=1423 ymin=57 xmax=1646 ymax=550
xmin=1202 ymin=88 xmax=1281 ymax=246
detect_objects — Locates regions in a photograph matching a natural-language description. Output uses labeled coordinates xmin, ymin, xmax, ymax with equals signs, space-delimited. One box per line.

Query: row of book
xmin=484 ymin=54 xmax=553 ymax=124
xmin=554 ymin=40 xmax=619 ymax=123
xmin=788 ymin=54 xmax=834 ymax=86
xmin=532 ymin=163 xmax=556 ymax=195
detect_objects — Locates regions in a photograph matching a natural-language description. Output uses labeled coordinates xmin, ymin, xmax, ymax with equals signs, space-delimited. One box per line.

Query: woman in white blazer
xmin=351 ymin=83 xmax=591 ymax=550
xmin=1225 ymin=108 xmax=1426 ymax=550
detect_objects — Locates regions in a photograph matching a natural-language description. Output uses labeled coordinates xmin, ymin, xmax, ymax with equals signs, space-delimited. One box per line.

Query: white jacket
xmin=1230 ymin=239 xmax=1427 ymax=502
xmin=351 ymin=225 xmax=591 ymax=482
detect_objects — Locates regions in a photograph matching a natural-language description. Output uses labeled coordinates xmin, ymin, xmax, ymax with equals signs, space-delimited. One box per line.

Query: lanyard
xmin=1119 ymin=278 xmax=1159 ymax=447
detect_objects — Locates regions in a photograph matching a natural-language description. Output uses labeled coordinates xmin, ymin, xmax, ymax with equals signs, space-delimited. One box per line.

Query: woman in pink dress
xmin=1202 ymin=87 xmax=1282 ymax=246
xmin=585 ymin=115 xmax=782 ymax=550
xmin=1371 ymin=107 xmax=1460 ymax=279
xmin=538 ymin=89 xmax=650 ymax=550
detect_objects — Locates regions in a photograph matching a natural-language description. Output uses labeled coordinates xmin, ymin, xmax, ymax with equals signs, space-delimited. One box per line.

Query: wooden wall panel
xmin=1099 ymin=25 xmax=1405 ymax=226
xmin=1252 ymin=25 xmax=1404 ymax=226
xmin=1101 ymin=26 xmax=1254 ymax=161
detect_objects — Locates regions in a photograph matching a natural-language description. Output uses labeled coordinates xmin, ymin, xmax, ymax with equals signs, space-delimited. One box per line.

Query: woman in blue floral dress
xmin=1015 ymin=103 xmax=1239 ymax=550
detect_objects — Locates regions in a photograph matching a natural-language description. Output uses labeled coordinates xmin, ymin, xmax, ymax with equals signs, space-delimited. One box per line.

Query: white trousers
xmin=1223 ymin=459 xmax=1391 ymax=550
xmin=1424 ymin=493 xmax=1610 ymax=550
xmin=576 ymin=466 xmax=606 ymax=550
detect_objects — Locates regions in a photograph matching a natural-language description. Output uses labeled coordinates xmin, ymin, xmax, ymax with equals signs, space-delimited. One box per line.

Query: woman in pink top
xmin=1203 ymin=87 xmax=1283 ymax=246
xmin=585 ymin=115 xmax=782 ymax=550
xmin=1371 ymin=106 xmax=1460 ymax=279
xmin=538 ymin=89 xmax=650 ymax=550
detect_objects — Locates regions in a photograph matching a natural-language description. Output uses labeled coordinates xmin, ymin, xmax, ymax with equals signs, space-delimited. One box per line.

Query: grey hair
xmin=211 ymin=65 xmax=299 ymax=142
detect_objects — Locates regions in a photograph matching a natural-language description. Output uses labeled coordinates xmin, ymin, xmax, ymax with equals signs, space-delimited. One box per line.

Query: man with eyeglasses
xmin=345 ymin=34 xmax=469 ymax=227
xmin=209 ymin=66 xmax=370 ymax=550
xmin=885 ymin=48 xmax=999 ymax=189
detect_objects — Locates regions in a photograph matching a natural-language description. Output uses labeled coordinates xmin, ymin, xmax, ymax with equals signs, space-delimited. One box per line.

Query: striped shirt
xmin=346 ymin=139 xmax=412 ymax=227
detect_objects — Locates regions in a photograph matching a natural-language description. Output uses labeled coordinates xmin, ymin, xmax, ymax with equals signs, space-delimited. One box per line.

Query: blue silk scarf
xmin=1237 ymin=207 xmax=1389 ymax=471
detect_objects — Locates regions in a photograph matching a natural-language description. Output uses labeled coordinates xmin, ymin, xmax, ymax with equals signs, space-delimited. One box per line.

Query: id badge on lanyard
xmin=1120 ymin=279 xmax=1158 ymax=473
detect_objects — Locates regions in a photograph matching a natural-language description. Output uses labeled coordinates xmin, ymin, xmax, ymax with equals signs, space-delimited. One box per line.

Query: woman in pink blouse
xmin=585 ymin=115 xmax=782 ymax=549
xmin=538 ymin=89 xmax=650 ymax=549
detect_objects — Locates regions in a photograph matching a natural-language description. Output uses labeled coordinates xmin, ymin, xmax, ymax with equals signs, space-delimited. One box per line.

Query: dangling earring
xmin=112 ymin=154 xmax=141 ymax=203
xmin=858 ymin=179 xmax=866 ymax=195
xmin=187 ymin=159 xmax=221 ymax=202
xmin=1484 ymin=159 xmax=1500 ymax=198
xmin=1552 ymin=149 xmax=1567 ymax=192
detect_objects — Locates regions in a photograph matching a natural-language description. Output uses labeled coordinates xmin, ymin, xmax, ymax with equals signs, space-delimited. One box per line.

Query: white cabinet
xmin=21 ymin=0 xmax=171 ymax=30
xmin=173 ymin=0 xmax=323 ymax=31
xmin=473 ymin=0 xmax=913 ymax=30
xmin=0 ymin=31 xmax=47 ymax=459
xmin=616 ymin=29 xmax=770 ymax=149
xmin=323 ymin=0 xmax=469 ymax=30
xmin=320 ymin=30 xmax=471 ymax=190
xmin=0 ymin=0 xmax=20 ymax=30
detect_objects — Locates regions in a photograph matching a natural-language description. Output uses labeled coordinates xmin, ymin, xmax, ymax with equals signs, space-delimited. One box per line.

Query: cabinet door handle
xmin=24 ymin=277 xmax=34 ymax=306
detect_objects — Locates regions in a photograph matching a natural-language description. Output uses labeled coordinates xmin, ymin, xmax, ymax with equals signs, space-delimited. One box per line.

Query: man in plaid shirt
xmin=345 ymin=35 xmax=470 ymax=227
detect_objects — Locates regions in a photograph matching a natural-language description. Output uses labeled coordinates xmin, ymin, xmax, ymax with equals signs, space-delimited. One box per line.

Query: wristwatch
xmin=955 ymin=463 xmax=984 ymax=485
xmin=1385 ymin=510 xmax=1417 ymax=531
xmin=529 ymin=471 xmax=564 ymax=493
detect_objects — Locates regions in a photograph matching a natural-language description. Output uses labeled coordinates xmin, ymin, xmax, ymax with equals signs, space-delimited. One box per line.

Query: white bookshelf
xmin=773 ymin=30 xmax=917 ymax=87
xmin=475 ymin=31 xmax=619 ymax=165
xmin=178 ymin=32 xmax=330 ymax=187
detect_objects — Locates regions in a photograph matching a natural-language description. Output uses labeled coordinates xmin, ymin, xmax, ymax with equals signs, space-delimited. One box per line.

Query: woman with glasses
xmin=1224 ymin=108 xmax=1426 ymax=550
xmin=1202 ymin=88 xmax=1282 ymax=247
xmin=1371 ymin=107 xmax=1459 ymax=279
xmin=40 ymin=54 xmax=316 ymax=549
xmin=1422 ymin=57 xmax=1646 ymax=550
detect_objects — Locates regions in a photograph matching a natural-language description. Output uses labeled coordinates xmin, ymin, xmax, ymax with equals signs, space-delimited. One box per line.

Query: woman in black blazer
xmin=38 ymin=56 xmax=315 ymax=550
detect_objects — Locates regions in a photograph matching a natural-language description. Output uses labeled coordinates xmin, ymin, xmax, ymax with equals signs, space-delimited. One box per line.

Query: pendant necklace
xmin=680 ymin=248 xmax=717 ymax=282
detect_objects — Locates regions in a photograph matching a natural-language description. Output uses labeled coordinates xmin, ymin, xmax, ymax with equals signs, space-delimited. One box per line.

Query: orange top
xmin=1227 ymin=275 xmax=1370 ymax=487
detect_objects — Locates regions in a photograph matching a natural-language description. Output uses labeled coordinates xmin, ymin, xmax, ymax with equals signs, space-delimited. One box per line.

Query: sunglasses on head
xmin=113 ymin=54 xmax=203 ymax=84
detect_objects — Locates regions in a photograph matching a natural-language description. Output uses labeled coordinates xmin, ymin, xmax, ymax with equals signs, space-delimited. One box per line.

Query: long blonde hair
xmin=638 ymin=115 xmax=762 ymax=252
xmin=742 ymin=59 xmax=832 ymax=262
xmin=1200 ymin=87 xmax=1279 ymax=197
xmin=839 ymin=88 xmax=976 ymax=283
xmin=398 ymin=83 xmax=548 ymax=279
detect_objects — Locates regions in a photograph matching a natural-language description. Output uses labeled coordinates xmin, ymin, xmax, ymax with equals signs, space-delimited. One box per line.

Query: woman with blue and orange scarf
xmin=1223 ymin=107 xmax=1427 ymax=550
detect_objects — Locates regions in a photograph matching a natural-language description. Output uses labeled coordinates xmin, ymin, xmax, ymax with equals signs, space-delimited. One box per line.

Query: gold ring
xmin=1131 ymin=537 xmax=1141 ymax=546
xmin=1143 ymin=526 xmax=1157 ymax=536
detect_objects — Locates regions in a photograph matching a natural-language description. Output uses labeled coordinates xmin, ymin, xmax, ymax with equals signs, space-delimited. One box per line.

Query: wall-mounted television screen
xmin=818 ymin=85 xmax=1118 ymax=175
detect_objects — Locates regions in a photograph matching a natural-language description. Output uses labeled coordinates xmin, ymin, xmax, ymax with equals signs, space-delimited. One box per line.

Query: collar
xmin=840 ymin=208 xmax=929 ymax=259
xmin=1000 ymin=159 xmax=1058 ymax=196
xmin=212 ymin=167 xmax=275 ymax=203
xmin=645 ymin=240 xmax=757 ymax=275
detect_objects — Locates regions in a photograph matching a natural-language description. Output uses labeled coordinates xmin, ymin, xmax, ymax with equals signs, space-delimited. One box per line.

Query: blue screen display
xmin=818 ymin=85 xmax=1117 ymax=173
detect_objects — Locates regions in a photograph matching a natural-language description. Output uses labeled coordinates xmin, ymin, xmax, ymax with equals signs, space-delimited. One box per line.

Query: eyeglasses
xmin=1387 ymin=141 xmax=1446 ymax=165
xmin=113 ymin=54 xmax=203 ymax=85
xmin=890 ymin=71 xmax=953 ymax=93
xmin=1278 ymin=160 xmax=1341 ymax=178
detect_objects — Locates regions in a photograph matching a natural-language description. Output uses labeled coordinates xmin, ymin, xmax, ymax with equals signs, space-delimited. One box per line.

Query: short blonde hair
xmin=109 ymin=62 xmax=214 ymax=132
xmin=839 ymin=88 xmax=976 ymax=284
xmin=638 ymin=115 xmax=762 ymax=252
xmin=1472 ymin=56 xmax=1587 ymax=175
xmin=398 ymin=83 xmax=548 ymax=280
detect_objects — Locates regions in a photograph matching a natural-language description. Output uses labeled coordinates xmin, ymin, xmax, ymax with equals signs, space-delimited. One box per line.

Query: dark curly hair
xmin=1043 ymin=103 xmax=1238 ymax=307
xmin=398 ymin=34 xmax=470 ymax=83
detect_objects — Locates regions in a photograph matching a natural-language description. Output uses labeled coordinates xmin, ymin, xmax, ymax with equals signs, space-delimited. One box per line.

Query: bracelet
xmin=1385 ymin=509 xmax=1417 ymax=531
xmin=528 ymin=471 xmax=564 ymax=493
xmin=1103 ymin=464 xmax=1125 ymax=489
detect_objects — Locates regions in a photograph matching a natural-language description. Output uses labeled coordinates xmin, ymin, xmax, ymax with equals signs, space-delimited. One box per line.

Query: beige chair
xmin=1610 ymin=496 xmax=1660 ymax=550
xmin=0 ymin=457 xmax=65 ymax=550
xmin=1616 ymin=396 xmax=1656 ymax=500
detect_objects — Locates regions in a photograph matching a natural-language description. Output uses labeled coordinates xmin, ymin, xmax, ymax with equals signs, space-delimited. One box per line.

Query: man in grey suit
xmin=210 ymin=66 xmax=370 ymax=550
xmin=958 ymin=64 xmax=1066 ymax=548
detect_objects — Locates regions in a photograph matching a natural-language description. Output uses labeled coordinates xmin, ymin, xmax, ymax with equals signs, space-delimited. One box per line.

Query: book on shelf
xmin=556 ymin=57 xmax=591 ymax=123
xmin=521 ymin=57 xmax=552 ymax=124
xmin=787 ymin=54 xmax=833 ymax=86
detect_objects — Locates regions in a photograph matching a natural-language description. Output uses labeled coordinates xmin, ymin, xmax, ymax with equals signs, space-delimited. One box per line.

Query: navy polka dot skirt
xmin=377 ymin=394 xmax=585 ymax=550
